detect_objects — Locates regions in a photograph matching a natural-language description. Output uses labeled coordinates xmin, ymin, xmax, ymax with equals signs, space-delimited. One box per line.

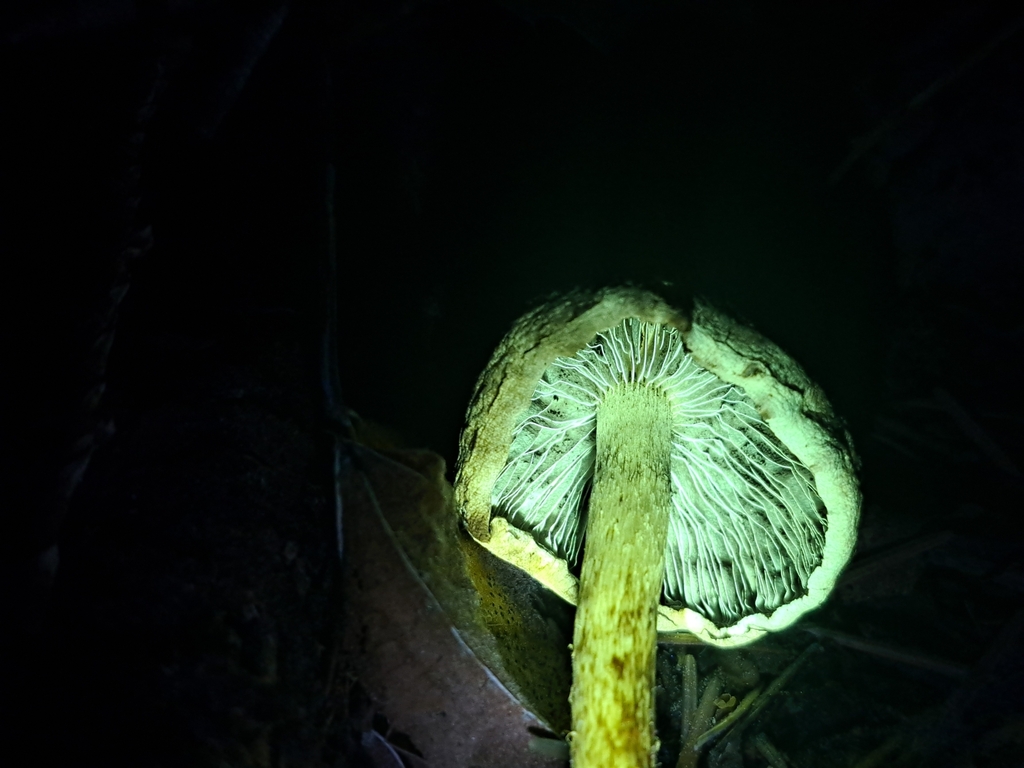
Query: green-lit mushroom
xmin=455 ymin=287 xmax=859 ymax=768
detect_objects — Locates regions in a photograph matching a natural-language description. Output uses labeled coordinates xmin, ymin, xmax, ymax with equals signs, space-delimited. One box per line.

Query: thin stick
xmin=741 ymin=643 xmax=821 ymax=726
xmin=829 ymin=12 xmax=1024 ymax=185
xmin=752 ymin=732 xmax=791 ymax=768
xmin=838 ymin=530 xmax=953 ymax=587
xmin=693 ymin=684 xmax=763 ymax=751
xmin=933 ymin=387 xmax=1022 ymax=478
xmin=802 ymin=626 xmax=968 ymax=679
xmin=679 ymin=654 xmax=697 ymax=745
xmin=676 ymin=669 xmax=724 ymax=768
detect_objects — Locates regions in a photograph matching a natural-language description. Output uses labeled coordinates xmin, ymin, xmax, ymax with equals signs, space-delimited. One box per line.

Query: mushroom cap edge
xmin=454 ymin=288 xmax=861 ymax=647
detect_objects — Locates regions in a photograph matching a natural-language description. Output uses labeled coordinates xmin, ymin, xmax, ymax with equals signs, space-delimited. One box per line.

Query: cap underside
xmin=491 ymin=318 xmax=827 ymax=626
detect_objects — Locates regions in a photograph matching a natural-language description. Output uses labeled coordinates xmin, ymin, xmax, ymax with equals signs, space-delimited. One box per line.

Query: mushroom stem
xmin=570 ymin=382 xmax=674 ymax=768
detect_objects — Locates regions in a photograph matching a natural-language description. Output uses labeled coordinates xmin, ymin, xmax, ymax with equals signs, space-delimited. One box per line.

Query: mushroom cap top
xmin=454 ymin=287 xmax=860 ymax=647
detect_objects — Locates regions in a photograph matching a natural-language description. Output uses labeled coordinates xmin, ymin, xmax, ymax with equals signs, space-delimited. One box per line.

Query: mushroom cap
xmin=455 ymin=287 xmax=860 ymax=647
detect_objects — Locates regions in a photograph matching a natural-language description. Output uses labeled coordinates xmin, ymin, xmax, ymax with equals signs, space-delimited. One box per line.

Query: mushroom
xmin=455 ymin=287 xmax=859 ymax=768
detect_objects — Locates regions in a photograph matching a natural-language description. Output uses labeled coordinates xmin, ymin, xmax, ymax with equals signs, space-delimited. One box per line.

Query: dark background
xmin=2 ymin=1 xmax=1023 ymax=766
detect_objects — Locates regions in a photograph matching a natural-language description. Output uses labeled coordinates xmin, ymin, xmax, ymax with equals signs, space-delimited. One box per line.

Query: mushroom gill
xmin=491 ymin=317 xmax=827 ymax=627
